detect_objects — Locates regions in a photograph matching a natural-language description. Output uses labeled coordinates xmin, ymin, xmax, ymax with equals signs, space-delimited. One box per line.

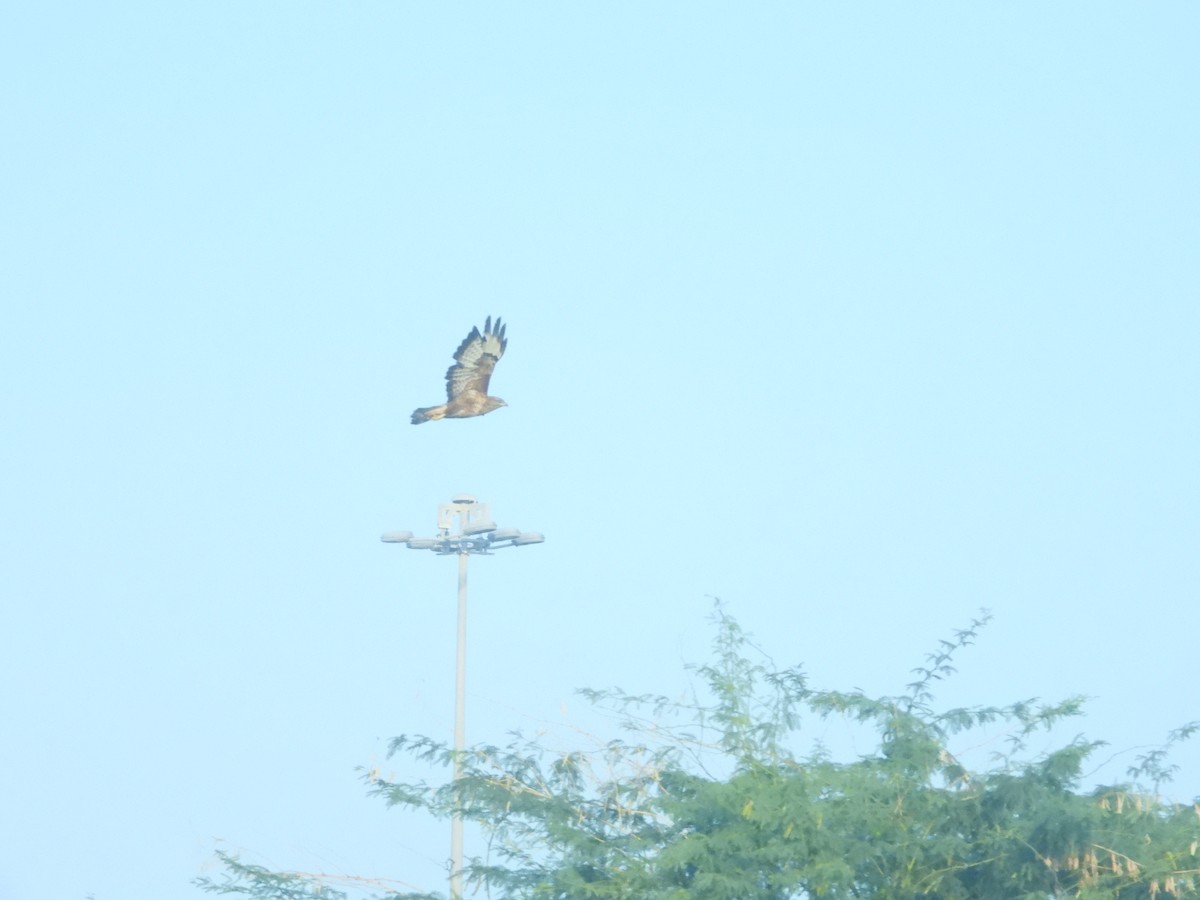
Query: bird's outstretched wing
xmin=445 ymin=315 xmax=507 ymax=401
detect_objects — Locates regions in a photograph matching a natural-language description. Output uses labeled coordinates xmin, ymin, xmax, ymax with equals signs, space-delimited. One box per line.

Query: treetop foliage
xmin=199 ymin=606 xmax=1200 ymax=900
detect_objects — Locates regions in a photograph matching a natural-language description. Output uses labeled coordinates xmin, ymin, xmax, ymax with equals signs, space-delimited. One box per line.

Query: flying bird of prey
xmin=411 ymin=316 xmax=509 ymax=425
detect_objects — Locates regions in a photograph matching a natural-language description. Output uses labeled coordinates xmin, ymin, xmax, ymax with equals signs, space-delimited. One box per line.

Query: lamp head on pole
xmin=384 ymin=496 xmax=544 ymax=556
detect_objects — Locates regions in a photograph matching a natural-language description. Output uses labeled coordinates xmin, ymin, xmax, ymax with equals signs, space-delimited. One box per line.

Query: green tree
xmin=199 ymin=609 xmax=1200 ymax=899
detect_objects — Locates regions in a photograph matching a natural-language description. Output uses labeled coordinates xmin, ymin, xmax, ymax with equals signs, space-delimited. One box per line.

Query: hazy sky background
xmin=2 ymin=4 xmax=1197 ymax=899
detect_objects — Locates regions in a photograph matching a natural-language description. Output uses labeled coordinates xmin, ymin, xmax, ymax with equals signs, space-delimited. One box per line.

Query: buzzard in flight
xmin=411 ymin=316 xmax=509 ymax=425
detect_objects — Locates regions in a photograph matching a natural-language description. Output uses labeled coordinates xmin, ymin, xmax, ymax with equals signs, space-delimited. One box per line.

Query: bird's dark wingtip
xmin=486 ymin=315 xmax=506 ymax=346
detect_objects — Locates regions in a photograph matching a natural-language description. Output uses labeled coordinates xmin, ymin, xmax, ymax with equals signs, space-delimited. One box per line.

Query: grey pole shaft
xmin=450 ymin=550 xmax=468 ymax=900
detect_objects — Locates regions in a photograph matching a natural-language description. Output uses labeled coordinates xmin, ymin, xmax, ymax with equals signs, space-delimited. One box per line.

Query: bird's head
xmin=484 ymin=397 xmax=508 ymax=414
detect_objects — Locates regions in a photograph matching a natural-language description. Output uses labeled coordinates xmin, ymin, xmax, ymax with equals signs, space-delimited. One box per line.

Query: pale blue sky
xmin=2 ymin=4 xmax=1197 ymax=899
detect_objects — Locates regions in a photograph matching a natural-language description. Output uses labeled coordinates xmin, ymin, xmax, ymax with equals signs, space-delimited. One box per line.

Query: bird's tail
xmin=411 ymin=405 xmax=445 ymax=425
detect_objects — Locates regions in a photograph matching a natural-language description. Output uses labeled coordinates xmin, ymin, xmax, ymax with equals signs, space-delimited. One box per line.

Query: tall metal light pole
xmin=381 ymin=495 xmax=544 ymax=900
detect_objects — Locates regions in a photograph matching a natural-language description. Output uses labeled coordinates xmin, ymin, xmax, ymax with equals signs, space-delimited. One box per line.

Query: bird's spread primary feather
xmin=411 ymin=317 xmax=509 ymax=424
